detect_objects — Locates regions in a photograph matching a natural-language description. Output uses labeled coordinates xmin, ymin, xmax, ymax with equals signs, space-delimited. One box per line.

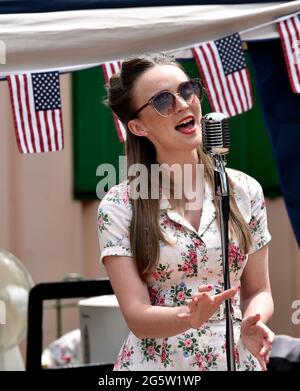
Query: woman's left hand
xmin=241 ymin=313 xmax=275 ymax=371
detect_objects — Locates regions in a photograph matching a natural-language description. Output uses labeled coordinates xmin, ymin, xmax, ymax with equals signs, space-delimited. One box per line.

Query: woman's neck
xmin=156 ymin=148 xmax=199 ymax=168
xmin=156 ymin=149 xmax=204 ymax=210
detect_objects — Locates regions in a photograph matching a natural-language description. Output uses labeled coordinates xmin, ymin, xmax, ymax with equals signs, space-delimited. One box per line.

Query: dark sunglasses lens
xmin=180 ymin=80 xmax=202 ymax=102
xmin=153 ymin=92 xmax=175 ymax=116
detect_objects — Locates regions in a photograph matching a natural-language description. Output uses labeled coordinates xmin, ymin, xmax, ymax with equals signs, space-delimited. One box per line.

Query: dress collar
xmin=159 ymin=179 xmax=216 ymax=237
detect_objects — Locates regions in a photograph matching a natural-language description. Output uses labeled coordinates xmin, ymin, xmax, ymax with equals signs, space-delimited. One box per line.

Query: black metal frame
xmin=26 ymin=278 xmax=114 ymax=371
xmin=213 ymin=157 xmax=236 ymax=371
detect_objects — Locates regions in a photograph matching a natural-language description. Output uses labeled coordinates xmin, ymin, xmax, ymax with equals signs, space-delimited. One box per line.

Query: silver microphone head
xmin=201 ymin=112 xmax=230 ymax=156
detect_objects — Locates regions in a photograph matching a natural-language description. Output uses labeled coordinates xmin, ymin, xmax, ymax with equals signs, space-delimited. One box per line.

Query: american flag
xmin=102 ymin=61 xmax=126 ymax=142
xmin=7 ymin=71 xmax=64 ymax=154
xmin=193 ymin=33 xmax=253 ymax=117
xmin=277 ymin=14 xmax=300 ymax=93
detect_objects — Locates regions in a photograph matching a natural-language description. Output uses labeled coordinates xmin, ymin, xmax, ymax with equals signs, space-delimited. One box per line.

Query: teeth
xmin=177 ymin=117 xmax=193 ymax=126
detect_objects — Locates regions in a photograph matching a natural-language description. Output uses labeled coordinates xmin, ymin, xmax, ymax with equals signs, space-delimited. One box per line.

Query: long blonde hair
xmin=105 ymin=53 xmax=252 ymax=281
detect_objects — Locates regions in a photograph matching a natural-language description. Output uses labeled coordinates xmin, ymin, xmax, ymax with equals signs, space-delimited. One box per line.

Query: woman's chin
xmin=185 ymin=127 xmax=202 ymax=147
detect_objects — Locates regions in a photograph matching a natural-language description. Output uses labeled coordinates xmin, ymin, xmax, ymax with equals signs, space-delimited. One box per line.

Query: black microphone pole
xmin=202 ymin=112 xmax=236 ymax=371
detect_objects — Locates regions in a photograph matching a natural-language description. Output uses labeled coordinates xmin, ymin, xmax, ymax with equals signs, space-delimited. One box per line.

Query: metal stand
xmin=213 ymin=155 xmax=236 ymax=371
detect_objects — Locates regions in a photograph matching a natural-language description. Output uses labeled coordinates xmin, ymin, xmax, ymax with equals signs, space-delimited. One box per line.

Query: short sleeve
xmin=247 ymin=176 xmax=272 ymax=254
xmin=97 ymin=183 xmax=133 ymax=264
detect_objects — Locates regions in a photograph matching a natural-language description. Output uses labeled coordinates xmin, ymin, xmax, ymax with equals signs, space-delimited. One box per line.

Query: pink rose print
xmin=122 ymin=346 xmax=132 ymax=363
xmin=114 ymin=359 xmax=121 ymax=370
xmin=98 ymin=216 xmax=104 ymax=226
xmin=160 ymin=338 xmax=174 ymax=368
xmin=184 ymin=339 xmax=193 ymax=348
xmin=189 ymin=250 xmax=198 ymax=265
xmin=223 ymin=342 xmax=240 ymax=364
xmin=193 ymin=238 xmax=202 ymax=248
xmin=178 ymin=248 xmax=199 ymax=277
xmin=182 ymin=262 xmax=193 ymax=274
xmin=193 ymin=347 xmax=219 ymax=370
xmin=114 ymin=343 xmax=134 ymax=370
xmin=162 ymin=216 xmax=172 ymax=227
xmin=97 ymin=210 xmax=110 ymax=233
xmin=152 ymin=272 xmax=160 ymax=281
xmin=170 ymin=283 xmax=192 ymax=305
xmin=228 ymin=243 xmax=245 ymax=274
xmin=178 ymin=332 xmax=198 ymax=355
xmin=140 ymin=339 xmax=162 ymax=363
xmin=147 ymin=346 xmax=155 ymax=356
xmin=156 ymin=297 xmax=165 ymax=306
xmin=249 ymin=214 xmax=269 ymax=250
xmin=250 ymin=220 xmax=257 ymax=229
xmin=177 ymin=291 xmax=186 ymax=301
xmin=151 ymin=264 xmax=174 ymax=283
xmin=122 ymin=188 xmax=130 ymax=206
xmin=148 ymin=286 xmax=166 ymax=306
xmin=148 ymin=286 xmax=158 ymax=303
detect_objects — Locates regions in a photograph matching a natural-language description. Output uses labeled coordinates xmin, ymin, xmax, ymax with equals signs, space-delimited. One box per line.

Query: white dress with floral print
xmin=97 ymin=168 xmax=271 ymax=371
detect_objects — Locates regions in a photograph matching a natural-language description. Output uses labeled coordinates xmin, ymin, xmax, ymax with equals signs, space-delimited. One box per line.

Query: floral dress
xmin=97 ymin=168 xmax=272 ymax=371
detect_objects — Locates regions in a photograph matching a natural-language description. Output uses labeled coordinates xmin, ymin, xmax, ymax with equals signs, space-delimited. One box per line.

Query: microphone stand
xmin=212 ymin=154 xmax=236 ymax=371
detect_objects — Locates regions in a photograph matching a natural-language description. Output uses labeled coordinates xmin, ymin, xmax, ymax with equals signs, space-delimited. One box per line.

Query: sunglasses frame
xmin=130 ymin=78 xmax=204 ymax=120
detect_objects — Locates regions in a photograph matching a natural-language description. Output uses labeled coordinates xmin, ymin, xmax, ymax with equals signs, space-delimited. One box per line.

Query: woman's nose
xmin=175 ymin=95 xmax=189 ymax=111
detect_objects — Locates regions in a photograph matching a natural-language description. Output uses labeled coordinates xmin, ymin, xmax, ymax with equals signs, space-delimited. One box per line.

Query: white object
xmin=0 ymin=249 xmax=34 ymax=371
xmin=0 ymin=346 xmax=25 ymax=371
xmin=79 ymin=295 xmax=128 ymax=365
xmin=42 ymin=329 xmax=82 ymax=368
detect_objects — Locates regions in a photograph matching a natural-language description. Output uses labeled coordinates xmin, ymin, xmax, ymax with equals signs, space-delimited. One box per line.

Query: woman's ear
xmin=127 ymin=119 xmax=149 ymax=137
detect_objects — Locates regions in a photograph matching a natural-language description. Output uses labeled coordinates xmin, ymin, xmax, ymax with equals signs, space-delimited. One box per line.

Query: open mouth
xmin=175 ymin=118 xmax=195 ymax=132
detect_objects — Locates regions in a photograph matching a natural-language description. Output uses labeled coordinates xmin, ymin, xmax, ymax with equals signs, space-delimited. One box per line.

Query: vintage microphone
xmin=201 ymin=112 xmax=236 ymax=371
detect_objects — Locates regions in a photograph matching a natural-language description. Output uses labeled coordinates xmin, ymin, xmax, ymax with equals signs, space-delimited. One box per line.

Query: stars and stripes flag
xmin=7 ymin=71 xmax=64 ymax=153
xmin=277 ymin=14 xmax=300 ymax=93
xmin=102 ymin=61 xmax=126 ymax=142
xmin=193 ymin=33 xmax=253 ymax=117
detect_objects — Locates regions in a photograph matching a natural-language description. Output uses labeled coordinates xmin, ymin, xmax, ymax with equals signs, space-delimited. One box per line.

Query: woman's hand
xmin=177 ymin=285 xmax=239 ymax=329
xmin=241 ymin=313 xmax=275 ymax=371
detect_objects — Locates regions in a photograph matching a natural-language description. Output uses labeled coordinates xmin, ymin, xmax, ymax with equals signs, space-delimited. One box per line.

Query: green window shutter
xmin=72 ymin=56 xmax=280 ymax=200
xmin=72 ymin=67 xmax=125 ymax=200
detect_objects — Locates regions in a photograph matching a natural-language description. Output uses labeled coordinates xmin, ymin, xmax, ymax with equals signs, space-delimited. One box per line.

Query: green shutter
xmin=72 ymin=67 xmax=125 ymax=200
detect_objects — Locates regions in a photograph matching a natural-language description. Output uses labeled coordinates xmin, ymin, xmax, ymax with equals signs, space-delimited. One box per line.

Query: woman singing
xmin=97 ymin=53 xmax=274 ymax=371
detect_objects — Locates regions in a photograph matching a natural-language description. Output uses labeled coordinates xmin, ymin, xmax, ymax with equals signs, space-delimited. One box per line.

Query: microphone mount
xmin=202 ymin=112 xmax=236 ymax=372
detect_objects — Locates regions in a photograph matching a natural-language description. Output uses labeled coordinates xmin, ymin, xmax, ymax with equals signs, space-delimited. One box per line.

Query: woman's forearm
xmin=127 ymin=286 xmax=238 ymax=339
xmin=241 ymin=291 xmax=274 ymax=324
xmin=127 ymin=304 xmax=193 ymax=339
